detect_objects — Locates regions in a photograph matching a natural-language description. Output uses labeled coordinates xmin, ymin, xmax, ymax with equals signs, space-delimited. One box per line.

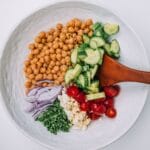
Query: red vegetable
xmin=80 ymin=102 xmax=89 ymax=111
xmin=74 ymin=91 xmax=86 ymax=103
xmin=105 ymin=107 xmax=117 ymax=118
xmin=66 ymin=85 xmax=79 ymax=97
xmin=88 ymin=112 xmax=101 ymax=120
xmin=104 ymin=98 xmax=114 ymax=108
xmin=103 ymin=85 xmax=120 ymax=97
xmin=91 ymin=103 xmax=106 ymax=115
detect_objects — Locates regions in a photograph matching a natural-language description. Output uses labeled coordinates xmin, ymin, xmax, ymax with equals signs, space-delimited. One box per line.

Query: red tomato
xmin=103 ymin=85 xmax=120 ymax=97
xmin=66 ymin=85 xmax=79 ymax=97
xmin=94 ymin=98 xmax=106 ymax=104
xmin=80 ymin=102 xmax=89 ymax=111
xmin=103 ymin=98 xmax=114 ymax=108
xmin=88 ymin=112 xmax=101 ymax=120
xmin=74 ymin=91 xmax=86 ymax=103
xmin=91 ymin=103 xmax=106 ymax=115
xmin=105 ymin=108 xmax=117 ymax=118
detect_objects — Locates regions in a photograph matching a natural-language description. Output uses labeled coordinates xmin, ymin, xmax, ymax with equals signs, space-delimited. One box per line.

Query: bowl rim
xmin=0 ymin=1 xmax=149 ymax=150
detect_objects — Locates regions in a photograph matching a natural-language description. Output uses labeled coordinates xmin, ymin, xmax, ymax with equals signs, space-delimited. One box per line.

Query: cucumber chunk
xmin=72 ymin=64 xmax=82 ymax=79
xmin=83 ymin=34 xmax=90 ymax=44
xmin=104 ymin=23 xmax=119 ymax=35
xmin=86 ymin=92 xmax=106 ymax=101
xmin=90 ymin=65 xmax=98 ymax=79
xmin=90 ymin=37 xmax=105 ymax=49
xmin=71 ymin=48 xmax=78 ymax=64
xmin=83 ymin=49 xmax=101 ymax=65
xmin=110 ymin=39 xmax=120 ymax=54
xmin=65 ymin=69 xmax=74 ymax=84
xmin=76 ymin=74 xmax=88 ymax=88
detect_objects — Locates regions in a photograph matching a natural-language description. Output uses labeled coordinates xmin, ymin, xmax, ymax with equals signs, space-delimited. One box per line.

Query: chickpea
xmin=36 ymin=62 xmax=42 ymax=67
xmin=33 ymin=49 xmax=40 ymax=55
xmin=24 ymin=61 xmax=30 ymax=67
xmin=43 ymin=63 xmax=48 ymax=68
xmin=33 ymin=68 xmax=39 ymax=75
xmin=85 ymin=19 xmax=93 ymax=26
xmin=60 ymin=33 xmax=66 ymax=41
xmin=50 ymin=61 xmax=55 ymax=67
xmin=53 ymin=42 xmax=59 ymax=49
xmin=28 ymin=74 xmax=35 ymax=79
xmin=51 ymin=54 xmax=56 ymax=61
xmin=84 ymin=28 xmax=90 ymax=34
xmin=31 ymin=64 xmax=37 ymax=70
xmin=32 ymin=80 xmax=36 ymax=85
xmin=59 ymin=42 xmax=64 ymax=48
xmin=38 ymin=31 xmax=46 ymax=38
xmin=49 ymin=48 xmax=55 ymax=54
xmin=74 ymin=19 xmax=81 ymax=27
xmin=28 ymin=43 xmax=35 ymax=50
xmin=42 ymin=82 xmax=48 ymax=87
xmin=51 ymin=69 xmax=56 ymax=74
xmin=39 ymin=57 xmax=44 ymax=63
xmin=54 ymin=80 xmax=60 ymax=85
xmin=26 ymin=67 xmax=33 ymax=74
xmin=45 ymin=49 xmax=50 ymax=55
xmin=88 ymin=31 xmax=93 ymax=37
xmin=35 ymin=36 xmax=41 ymax=43
xmin=40 ymin=67 xmax=46 ymax=73
xmin=68 ymin=44 xmax=74 ymax=50
xmin=56 ymin=48 xmax=61 ymax=54
xmin=53 ymin=31 xmax=59 ymax=38
xmin=46 ymin=69 xmax=51 ymax=74
xmin=58 ymin=76 xmax=64 ymax=82
xmin=60 ymin=65 xmax=67 ymax=72
xmin=35 ymin=74 xmax=43 ymax=81
xmin=56 ymin=23 xmax=63 ymax=30
xmin=53 ymin=66 xmax=59 ymax=72
xmin=44 ymin=55 xmax=50 ymax=62
xmin=28 ymin=53 xmax=33 ymax=59
xmin=68 ymin=27 xmax=74 ymax=33
xmin=53 ymin=74 xmax=58 ymax=80
xmin=55 ymin=61 xmax=60 ymax=66
xmin=65 ymin=56 xmax=70 ymax=63
xmin=41 ymin=38 xmax=46 ymax=44
xmin=37 ymin=43 xmax=43 ymax=50
xmin=67 ymin=20 xmax=75 ymax=27
xmin=67 ymin=51 xmax=71 ymax=56
xmin=47 ymin=42 xmax=52 ymax=48
xmin=47 ymin=74 xmax=53 ymax=80
xmin=78 ymin=29 xmax=83 ymax=36
xmin=81 ymin=22 xmax=86 ymax=29
xmin=49 ymin=28 xmax=55 ymax=34
xmin=63 ymin=45 xmax=68 ymax=51
xmin=61 ymin=51 xmax=67 ymax=57
xmin=61 ymin=58 xmax=66 ymax=65
xmin=76 ymin=35 xmax=82 ymax=43
xmin=68 ymin=38 xmax=74 ymax=44
xmin=47 ymin=35 xmax=53 ymax=42
xmin=25 ymin=80 xmax=32 ymax=88
xmin=56 ymin=53 xmax=61 ymax=60
xmin=43 ymin=74 xmax=47 ymax=79
xmin=61 ymin=27 xmax=67 ymax=33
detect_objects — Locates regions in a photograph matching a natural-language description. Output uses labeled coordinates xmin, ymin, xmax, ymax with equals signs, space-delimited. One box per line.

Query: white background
xmin=0 ymin=0 xmax=150 ymax=150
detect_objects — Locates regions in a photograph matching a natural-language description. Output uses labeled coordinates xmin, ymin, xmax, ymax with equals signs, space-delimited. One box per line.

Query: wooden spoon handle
xmin=114 ymin=63 xmax=150 ymax=84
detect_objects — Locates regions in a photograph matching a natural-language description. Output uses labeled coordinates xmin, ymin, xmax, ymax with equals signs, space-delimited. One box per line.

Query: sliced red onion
xmin=27 ymin=87 xmax=42 ymax=97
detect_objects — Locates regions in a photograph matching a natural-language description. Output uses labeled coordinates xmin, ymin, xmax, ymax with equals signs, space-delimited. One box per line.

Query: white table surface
xmin=0 ymin=0 xmax=150 ymax=150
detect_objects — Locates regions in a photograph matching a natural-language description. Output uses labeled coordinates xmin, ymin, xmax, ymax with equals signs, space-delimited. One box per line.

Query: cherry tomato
xmin=91 ymin=103 xmax=106 ymax=114
xmin=66 ymin=85 xmax=79 ymax=97
xmin=87 ymin=112 xmax=101 ymax=120
xmin=74 ymin=91 xmax=86 ymax=103
xmin=103 ymin=85 xmax=120 ymax=97
xmin=80 ymin=102 xmax=89 ymax=111
xmin=105 ymin=107 xmax=117 ymax=118
xmin=94 ymin=98 xmax=106 ymax=104
xmin=103 ymin=98 xmax=114 ymax=108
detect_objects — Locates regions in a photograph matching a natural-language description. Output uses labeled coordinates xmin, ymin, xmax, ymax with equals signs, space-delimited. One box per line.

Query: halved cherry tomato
xmin=91 ymin=103 xmax=106 ymax=115
xmin=87 ymin=112 xmax=101 ymax=120
xmin=66 ymin=85 xmax=79 ymax=97
xmin=94 ymin=98 xmax=106 ymax=104
xmin=74 ymin=91 xmax=86 ymax=103
xmin=80 ymin=102 xmax=89 ymax=111
xmin=105 ymin=107 xmax=117 ymax=118
xmin=103 ymin=98 xmax=114 ymax=108
xmin=103 ymin=85 xmax=120 ymax=97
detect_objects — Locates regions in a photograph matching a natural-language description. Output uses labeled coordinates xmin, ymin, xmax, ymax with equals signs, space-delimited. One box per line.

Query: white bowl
xmin=0 ymin=1 xmax=149 ymax=150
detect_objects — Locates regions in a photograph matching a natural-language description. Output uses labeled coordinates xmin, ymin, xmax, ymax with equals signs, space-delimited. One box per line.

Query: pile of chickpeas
xmin=24 ymin=18 xmax=93 ymax=90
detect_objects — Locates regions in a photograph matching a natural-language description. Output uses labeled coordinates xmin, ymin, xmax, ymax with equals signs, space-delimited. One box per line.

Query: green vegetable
xmin=36 ymin=100 xmax=71 ymax=134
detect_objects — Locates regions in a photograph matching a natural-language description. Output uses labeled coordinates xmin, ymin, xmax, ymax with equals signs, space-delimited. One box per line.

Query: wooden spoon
xmin=98 ymin=54 xmax=150 ymax=86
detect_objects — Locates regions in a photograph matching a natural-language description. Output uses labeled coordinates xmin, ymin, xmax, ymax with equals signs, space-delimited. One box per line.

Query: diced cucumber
xmin=104 ymin=23 xmax=119 ymax=35
xmin=72 ymin=64 xmax=82 ymax=79
xmin=104 ymin=43 xmax=111 ymax=52
xmin=86 ymin=87 xmax=99 ymax=94
xmin=82 ymin=65 xmax=90 ymax=72
xmin=83 ymin=49 xmax=101 ymax=65
xmin=97 ymin=48 xmax=105 ymax=65
xmin=85 ymin=71 xmax=91 ymax=86
xmin=76 ymin=74 xmax=88 ymax=88
xmin=94 ymin=30 xmax=102 ymax=37
xmin=71 ymin=48 xmax=78 ymax=64
xmin=65 ymin=69 xmax=74 ymax=84
xmin=90 ymin=37 xmax=105 ymax=49
xmin=90 ymin=65 xmax=98 ymax=79
xmin=86 ymin=92 xmax=106 ymax=101
xmin=90 ymin=80 xmax=99 ymax=88
xmin=78 ymin=50 xmax=87 ymax=60
xmin=85 ymin=48 xmax=95 ymax=55
xmin=83 ymin=34 xmax=90 ymax=44
xmin=110 ymin=39 xmax=120 ymax=54
xmin=92 ymin=22 xmax=102 ymax=31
